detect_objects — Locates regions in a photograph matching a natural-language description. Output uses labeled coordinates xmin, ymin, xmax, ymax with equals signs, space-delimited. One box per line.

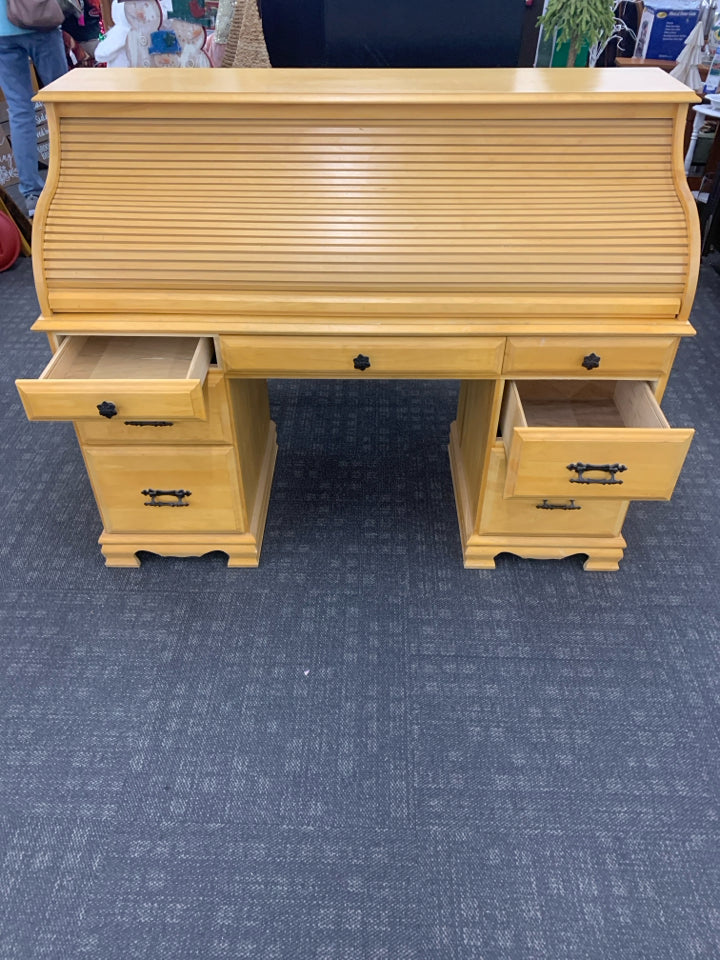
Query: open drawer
xmin=16 ymin=336 xmax=212 ymax=421
xmin=500 ymin=380 xmax=694 ymax=501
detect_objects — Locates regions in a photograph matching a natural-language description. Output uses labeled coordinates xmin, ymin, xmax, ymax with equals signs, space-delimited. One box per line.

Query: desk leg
xmin=449 ymin=379 xmax=504 ymax=564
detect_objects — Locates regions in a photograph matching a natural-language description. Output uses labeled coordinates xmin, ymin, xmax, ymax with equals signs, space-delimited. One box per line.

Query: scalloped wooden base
xmin=457 ymin=537 xmax=626 ymax=571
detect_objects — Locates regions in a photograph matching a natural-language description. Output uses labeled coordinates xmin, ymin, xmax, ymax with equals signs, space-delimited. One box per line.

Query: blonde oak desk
xmin=16 ymin=68 xmax=699 ymax=570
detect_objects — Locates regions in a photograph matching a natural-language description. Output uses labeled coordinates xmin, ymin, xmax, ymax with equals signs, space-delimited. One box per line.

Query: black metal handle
xmin=124 ymin=421 xmax=175 ymax=427
xmin=353 ymin=354 xmax=371 ymax=371
xmin=97 ymin=401 xmax=118 ymax=419
xmin=537 ymin=499 xmax=582 ymax=510
xmin=567 ymin=462 xmax=626 ymax=485
xmin=141 ymin=488 xmax=191 ymax=507
xmin=581 ymin=352 xmax=601 ymax=370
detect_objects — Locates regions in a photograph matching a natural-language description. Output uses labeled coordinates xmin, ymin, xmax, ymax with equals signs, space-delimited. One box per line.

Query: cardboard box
xmin=0 ymin=129 xmax=19 ymax=188
xmin=0 ymin=112 xmax=49 ymax=179
xmin=634 ymin=1 xmax=701 ymax=61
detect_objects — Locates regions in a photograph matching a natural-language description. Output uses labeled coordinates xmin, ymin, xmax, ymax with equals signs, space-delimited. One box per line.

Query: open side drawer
xmin=500 ymin=380 xmax=694 ymax=501
xmin=16 ymin=336 xmax=212 ymax=421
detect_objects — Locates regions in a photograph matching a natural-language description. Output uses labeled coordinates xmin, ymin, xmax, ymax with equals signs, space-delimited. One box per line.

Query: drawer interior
xmin=46 ymin=337 xmax=211 ymax=382
xmin=505 ymin=380 xmax=668 ymax=432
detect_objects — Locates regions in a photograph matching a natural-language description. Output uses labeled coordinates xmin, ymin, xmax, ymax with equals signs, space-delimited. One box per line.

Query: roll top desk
xmin=16 ymin=68 xmax=700 ymax=570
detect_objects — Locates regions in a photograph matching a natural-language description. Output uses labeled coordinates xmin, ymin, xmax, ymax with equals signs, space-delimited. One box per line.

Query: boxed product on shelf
xmin=633 ymin=0 xmax=702 ymax=60
xmin=705 ymin=48 xmax=720 ymax=92
xmin=36 ymin=139 xmax=50 ymax=165
xmin=33 ymin=102 xmax=47 ymax=131
xmin=0 ymin=128 xmax=19 ymax=188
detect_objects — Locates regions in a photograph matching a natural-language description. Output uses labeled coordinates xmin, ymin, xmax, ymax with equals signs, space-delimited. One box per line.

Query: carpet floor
xmin=1 ymin=255 xmax=719 ymax=959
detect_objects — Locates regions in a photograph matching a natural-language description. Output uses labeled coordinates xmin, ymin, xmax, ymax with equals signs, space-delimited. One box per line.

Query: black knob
xmin=353 ymin=354 xmax=371 ymax=371
xmin=582 ymin=353 xmax=601 ymax=370
xmin=97 ymin=401 xmax=118 ymax=418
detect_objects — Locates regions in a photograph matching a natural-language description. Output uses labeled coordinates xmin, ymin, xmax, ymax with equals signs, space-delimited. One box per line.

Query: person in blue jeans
xmin=0 ymin=0 xmax=67 ymax=217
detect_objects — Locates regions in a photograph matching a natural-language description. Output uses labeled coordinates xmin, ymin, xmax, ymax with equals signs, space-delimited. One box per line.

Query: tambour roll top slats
xmin=34 ymin=68 xmax=700 ymax=324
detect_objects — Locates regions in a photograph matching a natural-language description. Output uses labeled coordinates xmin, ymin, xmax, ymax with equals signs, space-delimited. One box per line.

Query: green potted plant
xmin=539 ymin=0 xmax=617 ymax=66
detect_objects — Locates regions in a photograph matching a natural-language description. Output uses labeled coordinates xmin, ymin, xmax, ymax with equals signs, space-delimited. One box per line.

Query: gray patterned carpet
xmin=1 ymin=255 xmax=719 ymax=959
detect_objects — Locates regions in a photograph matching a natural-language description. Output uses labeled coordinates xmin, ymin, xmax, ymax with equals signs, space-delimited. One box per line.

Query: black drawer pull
xmin=353 ymin=354 xmax=371 ymax=371
xmin=97 ymin=401 xmax=118 ymax=419
xmin=141 ymin=488 xmax=191 ymax=507
xmin=537 ymin=499 xmax=582 ymax=510
xmin=567 ymin=462 xmax=626 ymax=485
xmin=124 ymin=421 xmax=175 ymax=427
xmin=581 ymin=352 xmax=601 ymax=370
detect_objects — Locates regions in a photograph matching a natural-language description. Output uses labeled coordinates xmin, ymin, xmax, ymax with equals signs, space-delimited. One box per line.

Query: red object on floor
xmin=0 ymin=211 xmax=21 ymax=271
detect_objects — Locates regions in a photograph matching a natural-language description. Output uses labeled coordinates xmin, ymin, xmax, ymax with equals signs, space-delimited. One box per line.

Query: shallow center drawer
xmin=219 ymin=335 xmax=505 ymax=378
xmin=501 ymin=380 xmax=694 ymax=501
xmin=16 ymin=336 xmax=212 ymax=421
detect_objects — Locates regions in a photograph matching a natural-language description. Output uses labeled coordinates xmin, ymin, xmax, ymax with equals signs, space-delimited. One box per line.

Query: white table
xmin=684 ymin=102 xmax=720 ymax=173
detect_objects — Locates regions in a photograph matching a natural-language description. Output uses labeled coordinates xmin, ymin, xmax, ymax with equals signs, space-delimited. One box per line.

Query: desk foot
xmin=462 ymin=551 xmax=497 ymax=569
xmin=583 ymin=552 xmax=624 ymax=571
xmin=461 ymin=538 xmax=626 ymax=571
xmin=99 ymin=533 xmax=265 ymax=568
xmin=100 ymin=543 xmax=142 ymax=567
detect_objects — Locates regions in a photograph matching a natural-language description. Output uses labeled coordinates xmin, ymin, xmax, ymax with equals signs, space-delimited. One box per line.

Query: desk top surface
xmin=37 ymin=66 xmax=699 ymax=105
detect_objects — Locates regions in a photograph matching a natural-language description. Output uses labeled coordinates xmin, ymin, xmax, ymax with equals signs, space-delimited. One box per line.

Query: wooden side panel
xmin=226 ymin=377 xmax=274 ymax=526
xmin=453 ymin=379 xmax=503 ymax=533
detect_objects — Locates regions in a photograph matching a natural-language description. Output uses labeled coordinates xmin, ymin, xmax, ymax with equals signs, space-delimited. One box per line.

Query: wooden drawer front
xmin=480 ymin=445 xmax=627 ymax=537
xmin=16 ymin=336 xmax=212 ymax=421
xmin=501 ymin=380 xmax=694 ymax=501
xmin=219 ymin=335 xmax=505 ymax=378
xmin=75 ymin=370 xmax=232 ymax=446
xmin=84 ymin=445 xmax=246 ymax=534
xmin=503 ymin=337 xmax=677 ymax=378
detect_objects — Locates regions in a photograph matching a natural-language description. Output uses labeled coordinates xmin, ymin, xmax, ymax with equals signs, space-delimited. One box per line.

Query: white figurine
xmin=125 ymin=0 xmax=163 ymax=67
xmin=166 ymin=18 xmax=211 ymax=67
xmin=95 ymin=0 xmax=174 ymax=67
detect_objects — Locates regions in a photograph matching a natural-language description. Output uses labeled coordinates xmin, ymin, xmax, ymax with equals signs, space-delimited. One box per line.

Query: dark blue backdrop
xmin=261 ymin=0 xmax=530 ymax=67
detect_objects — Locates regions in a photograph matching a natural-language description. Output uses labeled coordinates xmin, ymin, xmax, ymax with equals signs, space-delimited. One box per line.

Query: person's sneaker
xmin=25 ymin=194 xmax=40 ymax=218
